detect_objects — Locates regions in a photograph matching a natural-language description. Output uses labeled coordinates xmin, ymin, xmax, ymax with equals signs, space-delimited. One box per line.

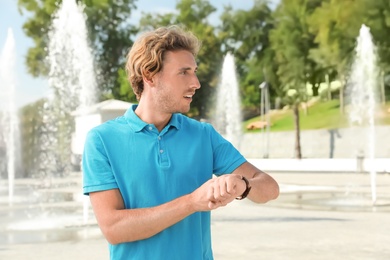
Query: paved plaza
xmin=1 ymin=172 xmax=389 ymax=260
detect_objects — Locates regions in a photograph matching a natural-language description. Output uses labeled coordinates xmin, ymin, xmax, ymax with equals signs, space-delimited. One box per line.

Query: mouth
xmin=183 ymin=94 xmax=194 ymax=100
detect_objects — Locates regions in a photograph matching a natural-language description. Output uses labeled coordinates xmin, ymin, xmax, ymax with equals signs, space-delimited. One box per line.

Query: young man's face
xmin=152 ymin=50 xmax=201 ymax=114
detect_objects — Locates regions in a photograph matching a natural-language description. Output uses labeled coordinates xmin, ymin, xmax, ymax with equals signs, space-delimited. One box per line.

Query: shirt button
xmin=158 ymin=136 xmax=161 ymax=140
xmin=149 ymin=126 xmax=152 ymax=130
xmin=160 ymin=149 xmax=164 ymax=153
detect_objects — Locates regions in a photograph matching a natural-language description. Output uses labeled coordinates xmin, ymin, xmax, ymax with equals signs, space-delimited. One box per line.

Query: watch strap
xmin=236 ymin=175 xmax=252 ymax=200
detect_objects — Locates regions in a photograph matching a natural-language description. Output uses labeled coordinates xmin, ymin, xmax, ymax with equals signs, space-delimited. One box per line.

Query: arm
xmin=89 ymin=178 xmax=228 ymax=245
xmin=90 ymin=189 xmax=192 ymax=245
xmin=190 ymin=161 xmax=279 ymax=212
xmin=208 ymin=161 xmax=279 ymax=204
xmin=231 ymin=161 xmax=279 ymax=203
xmin=90 ymin=163 xmax=277 ymax=245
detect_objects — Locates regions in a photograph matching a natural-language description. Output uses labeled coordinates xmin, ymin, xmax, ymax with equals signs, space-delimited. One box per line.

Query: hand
xmin=189 ymin=175 xmax=246 ymax=211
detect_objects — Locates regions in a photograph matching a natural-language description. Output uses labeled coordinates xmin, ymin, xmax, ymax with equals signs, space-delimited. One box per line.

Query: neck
xmin=135 ymin=100 xmax=172 ymax=132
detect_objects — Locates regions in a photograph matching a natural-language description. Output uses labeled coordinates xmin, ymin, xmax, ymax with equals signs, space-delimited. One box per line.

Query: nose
xmin=192 ymin=74 xmax=201 ymax=89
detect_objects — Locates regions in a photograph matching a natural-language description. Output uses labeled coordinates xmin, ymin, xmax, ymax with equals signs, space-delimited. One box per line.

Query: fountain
xmin=346 ymin=24 xmax=379 ymax=205
xmin=213 ymin=52 xmax=243 ymax=149
xmin=0 ymin=28 xmax=21 ymax=206
xmin=0 ymin=0 xmax=100 ymax=245
xmin=0 ymin=10 xmax=388 ymax=252
xmin=215 ymin=26 xmax=388 ymax=212
xmin=256 ymin=24 xmax=389 ymax=212
xmin=47 ymin=0 xmax=98 ymax=110
xmin=36 ymin=0 xmax=98 ymax=179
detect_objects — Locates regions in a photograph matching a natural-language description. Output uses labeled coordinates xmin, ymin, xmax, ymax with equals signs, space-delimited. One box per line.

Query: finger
xmin=213 ymin=179 xmax=221 ymax=200
xmin=207 ymin=183 xmax=215 ymax=201
xmin=219 ymin=178 xmax=229 ymax=197
xmin=225 ymin=175 xmax=237 ymax=195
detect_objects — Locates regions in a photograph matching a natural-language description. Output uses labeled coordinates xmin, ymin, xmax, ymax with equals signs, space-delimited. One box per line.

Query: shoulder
xmin=178 ymin=114 xmax=214 ymax=132
xmin=88 ymin=116 xmax=128 ymax=138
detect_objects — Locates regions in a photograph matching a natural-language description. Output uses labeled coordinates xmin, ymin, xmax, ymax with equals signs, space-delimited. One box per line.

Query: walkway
xmin=1 ymin=172 xmax=389 ymax=259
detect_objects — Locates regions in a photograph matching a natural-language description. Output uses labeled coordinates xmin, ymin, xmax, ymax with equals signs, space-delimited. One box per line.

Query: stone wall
xmin=239 ymin=125 xmax=390 ymax=159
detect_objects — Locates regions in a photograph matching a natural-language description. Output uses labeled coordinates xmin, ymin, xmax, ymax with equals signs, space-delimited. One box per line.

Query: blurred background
xmin=0 ymin=0 xmax=389 ymax=258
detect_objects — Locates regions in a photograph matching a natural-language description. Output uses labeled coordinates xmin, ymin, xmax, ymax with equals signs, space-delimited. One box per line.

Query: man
xmin=82 ymin=25 xmax=279 ymax=260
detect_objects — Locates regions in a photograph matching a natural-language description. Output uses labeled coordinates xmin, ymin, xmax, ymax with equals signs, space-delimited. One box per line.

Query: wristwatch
xmin=236 ymin=175 xmax=252 ymax=200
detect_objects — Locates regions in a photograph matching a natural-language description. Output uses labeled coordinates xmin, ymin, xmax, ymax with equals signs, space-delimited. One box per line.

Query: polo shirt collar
xmin=124 ymin=104 xmax=181 ymax=132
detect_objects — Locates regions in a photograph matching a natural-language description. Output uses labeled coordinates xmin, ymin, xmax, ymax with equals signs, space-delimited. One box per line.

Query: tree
xmin=308 ymin=0 xmax=366 ymax=113
xmin=219 ymin=0 xmax=279 ymax=115
xmin=17 ymin=0 xmax=138 ymax=97
xmin=115 ymin=68 xmax=137 ymax=103
xmin=17 ymin=0 xmax=139 ymax=177
xmin=19 ymin=100 xmax=41 ymax=178
xmin=269 ymin=0 xmax=322 ymax=159
xmin=362 ymin=0 xmax=390 ymax=103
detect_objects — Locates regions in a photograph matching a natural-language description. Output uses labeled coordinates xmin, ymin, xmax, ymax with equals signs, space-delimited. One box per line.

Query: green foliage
xmin=219 ymin=0 xmax=278 ymax=111
xmin=308 ymin=0 xmax=364 ymax=79
xmin=268 ymin=0 xmax=323 ymax=158
xmin=270 ymin=0 xmax=322 ymax=95
xmin=362 ymin=0 xmax=390 ymax=74
xmin=83 ymin=0 xmax=138 ymax=95
xmin=17 ymin=0 xmax=390 ymax=117
xmin=244 ymin=100 xmax=348 ymax=132
xmin=117 ymin=68 xmax=137 ymax=103
xmin=245 ymin=100 xmax=390 ymax=132
xmin=17 ymin=0 xmax=138 ymax=96
xmin=19 ymin=99 xmax=45 ymax=177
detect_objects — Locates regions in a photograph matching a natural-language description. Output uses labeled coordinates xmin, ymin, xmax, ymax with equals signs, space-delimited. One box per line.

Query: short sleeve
xmin=206 ymin=124 xmax=246 ymax=175
xmin=82 ymin=129 xmax=118 ymax=195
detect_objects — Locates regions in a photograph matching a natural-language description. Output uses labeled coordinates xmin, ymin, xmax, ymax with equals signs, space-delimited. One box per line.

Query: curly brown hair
xmin=125 ymin=25 xmax=201 ymax=100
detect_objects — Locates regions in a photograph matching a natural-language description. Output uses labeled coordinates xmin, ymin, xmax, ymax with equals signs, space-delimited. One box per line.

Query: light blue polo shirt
xmin=82 ymin=105 xmax=246 ymax=260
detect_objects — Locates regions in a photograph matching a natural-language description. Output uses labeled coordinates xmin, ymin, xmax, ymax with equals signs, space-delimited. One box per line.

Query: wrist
xmin=236 ymin=176 xmax=252 ymax=200
xmin=186 ymin=193 xmax=199 ymax=213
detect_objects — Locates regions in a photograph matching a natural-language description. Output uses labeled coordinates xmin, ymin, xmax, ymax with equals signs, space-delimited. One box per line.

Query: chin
xmin=176 ymin=105 xmax=191 ymax=114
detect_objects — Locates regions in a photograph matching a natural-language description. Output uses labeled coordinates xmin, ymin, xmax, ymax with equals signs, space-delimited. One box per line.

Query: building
xmin=71 ymin=99 xmax=133 ymax=169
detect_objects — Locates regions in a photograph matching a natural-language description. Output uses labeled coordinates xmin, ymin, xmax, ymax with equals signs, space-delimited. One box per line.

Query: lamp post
xmin=259 ymin=82 xmax=270 ymax=158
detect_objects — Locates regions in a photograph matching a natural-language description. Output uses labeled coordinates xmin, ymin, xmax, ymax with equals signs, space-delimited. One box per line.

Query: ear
xmin=142 ymin=71 xmax=155 ymax=87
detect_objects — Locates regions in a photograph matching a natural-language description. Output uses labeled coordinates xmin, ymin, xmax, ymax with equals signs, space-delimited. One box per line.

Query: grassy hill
xmin=244 ymin=99 xmax=390 ymax=133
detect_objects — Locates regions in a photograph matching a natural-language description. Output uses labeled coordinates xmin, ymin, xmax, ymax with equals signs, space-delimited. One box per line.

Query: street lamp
xmin=259 ymin=82 xmax=270 ymax=158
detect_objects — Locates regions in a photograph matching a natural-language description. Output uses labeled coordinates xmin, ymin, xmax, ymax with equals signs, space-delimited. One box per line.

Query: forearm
xmin=91 ymin=191 xmax=196 ymax=245
xmin=232 ymin=162 xmax=279 ymax=203
xmin=247 ymin=171 xmax=279 ymax=203
xmin=113 ymin=195 xmax=194 ymax=243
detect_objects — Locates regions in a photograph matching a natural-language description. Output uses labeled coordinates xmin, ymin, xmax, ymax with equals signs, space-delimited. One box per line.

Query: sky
xmin=0 ymin=0 xmax=276 ymax=108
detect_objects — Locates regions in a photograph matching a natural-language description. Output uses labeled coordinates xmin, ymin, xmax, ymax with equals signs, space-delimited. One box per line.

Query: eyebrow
xmin=179 ymin=67 xmax=198 ymax=72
